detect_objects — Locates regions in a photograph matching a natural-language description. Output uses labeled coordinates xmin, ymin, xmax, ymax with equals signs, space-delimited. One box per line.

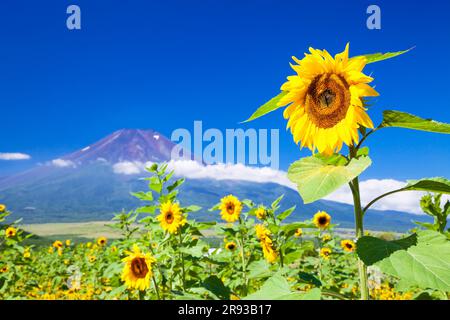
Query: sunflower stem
xmin=152 ymin=275 xmax=161 ymax=300
xmin=349 ymin=176 xmax=370 ymax=300
xmin=238 ymin=217 xmax=248 ymax=296
xmin=178 ymin=232 xmax=186 ymax=292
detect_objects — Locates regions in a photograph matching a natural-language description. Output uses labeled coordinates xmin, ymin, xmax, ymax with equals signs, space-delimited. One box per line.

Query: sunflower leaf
xmin=380 ymin=110 xmax=450 ymax=134
xmin=356 ymin=47 xmax=413 ymax=64
xmin=372 ymin=231 xmax=450 ymax=291
xmin=287 ymin=156 xmax=372 ymax=204
xmin=242 ymin=92 xmax=287 ymax=123
xmin=404 ymin=177 xmax=450 ymax=194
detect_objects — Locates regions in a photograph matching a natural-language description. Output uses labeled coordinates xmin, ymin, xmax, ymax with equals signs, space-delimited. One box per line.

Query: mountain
xmin=0 ymin=129 xmax=431 ymax=232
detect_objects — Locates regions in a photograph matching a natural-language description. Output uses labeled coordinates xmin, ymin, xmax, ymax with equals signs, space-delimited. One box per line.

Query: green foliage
xmin=242 ymin=92 xmax=287 ymax=123
xmin=357 ymin=231 xmax=450 ymax=292
xmin=381 ymin=110 xmax=450 ymax=134
xmin=354 ymin=48 xmax=413 ymax=64
xmin=417 ymin=193 xmax=450 ymax=233
xmin=287 ymin=155 xmax=371 ymax=204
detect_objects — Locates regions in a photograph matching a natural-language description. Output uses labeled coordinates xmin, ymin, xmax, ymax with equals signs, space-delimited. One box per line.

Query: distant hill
xmin=0 ymin=129 xmax=431 ymax=232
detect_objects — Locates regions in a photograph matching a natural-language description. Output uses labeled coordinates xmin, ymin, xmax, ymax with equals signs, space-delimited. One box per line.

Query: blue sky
xmin=0 ymin=0 xmax=449 ymax=180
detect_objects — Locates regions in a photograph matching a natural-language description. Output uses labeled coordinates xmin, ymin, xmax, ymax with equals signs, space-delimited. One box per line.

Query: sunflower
xmin=157 ymin=201 xmax=186 ymax=234
xmin=97 ymin=236 xmax=107 ymax=246
xmin=23 ymin=248 xmax=31 ymax=259
xmin=5 ymin=226 xmax=16 ymax=238
xmin=313 ymin=211 xmax=331 ymax=229
xmin=0 ymin=204 xmax=6 ymax=213
xmin=294 ymin=228 xmax=303 ymax=237
xmin=322 ymin=234 xmax=332 ymax=242
xmin=255 ymin=207 xmax=267 ymax=220
xmin=53 ymin=240 xmax=63 ymax=248
xmin=341 ymin=239 xmax=356 ymax=252
xmin=89 ymin=255 xmax=96 ymax=263
xmin=320 ymin=247 xmax=332 ymax=259
xmin=225 ymin=241 xmax=237 ymax=251
xmin=65 ymin=240 xmax=71 ymax=246
xmin=121 ymin=244 xmax=156 ymax=291
xmin=278 ymin=44 xmax=378 ymax=155
xmin=260 ymin=239 xmax=278 ymax=263
xmin=219 ymin=195 xmax=242 ymax=223
xmin=255 ymin=224 xmax=271 ymax=242
xmin=0 ymin=266 xmax=8 ymax=273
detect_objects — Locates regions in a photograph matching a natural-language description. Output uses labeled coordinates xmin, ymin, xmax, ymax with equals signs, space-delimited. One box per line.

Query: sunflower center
xmin=228 ymin=244 xmax=235 ymax=250
xmin=318 ymin=217 xmax=328 ymax=225
xmin=131 ymin=257 xmax=149 ymax=279
xmin=346 ymin=243 xmax=353 ymax=249
xmin=305 ymin=73 xmax=351 ymax=128
xmin=226 ymin=203 xmax=235 ymax=215
xmin=165 ymin=211 xmax=174 ymax=224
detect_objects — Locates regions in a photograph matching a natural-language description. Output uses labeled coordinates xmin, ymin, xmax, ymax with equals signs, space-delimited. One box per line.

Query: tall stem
xmin=238 ymin=218 xmax=248 ymax=296
xmin=350 ymin=177 xmax=369 ymax=300
xmin=179 ymin=233 xmax=186 ymax=291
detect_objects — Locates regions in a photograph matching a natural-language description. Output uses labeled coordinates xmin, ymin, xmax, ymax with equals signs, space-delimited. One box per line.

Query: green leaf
xmin=355 ymin=48 xmax=413 ymax=64
xmin=242 ymin=92 xmax=287 ymax=123
xmin=287 ymin=155 xmax=371 ymax=204
xmin=356 ymin=233 xmax=418 ymax=265
xmin=202 ymin=276 xmax=230 ymax=300
xmin=276 ymin=206 xmax=296 ymax=222
xmin=243 ymin=274 xmax=321 ymax=300
xmin=247 ymin=260 xmax=273 ymax=279
xmin=373 ymin=231 xmax=450 ymax=291
xmin=404 ymin=177 xmax=450 ymax=194
xmin=184 ymin=205 xmax=202 ymax=213
xmin=381 ymin=110 xmax=450 ymax=134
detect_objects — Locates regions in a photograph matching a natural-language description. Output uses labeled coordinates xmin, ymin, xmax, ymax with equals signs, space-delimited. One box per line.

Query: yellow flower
xmin=57 ymin=248 xmax=63 ymax=256
xmin=111 ymin=245 xmax=118 ymax=253
xmin=0 ymin=265 xmax=8 ymax=273
xmin=219 ymin=195 xmax=242 ymax=223
xmin=65 ymin=240 xmax=71 ymax=246
xmin=23 ymin=248 xmax=31 ymax=259
xmin=225 ymin=241 xmax=237 ymax=251
xmin=97 ymin=236 xmax=107 ymax=246
xmin=89 ymin=255 xmax=96 ymax=263
xmin=157 ymin=201 xmax=186 ymax=234
xmin=53 ymin=240 xmax=63 ymax=249
xmin=322 ymin=234 xmax=332 ymax=242
xmin=341 ymin=239 xmax=356 ymax=252
xmin=5 ymin=226 xmax=17 ymax=238
xmin=255 ymin=224 xmax=277 ymax=263
xmin=255 ymin=224 xmax=271 ymax=242
xmin=313 ymin=211 xmax=331 ymax=229
xmin=121 ymin=244 xmax=156 ymax=291
xmin=86 ymin=242 xmax=92 ymax=248
xmin=278 ymin=44 xmax=378 ymax=155
xmin=320 ymin=247 xmax=332 ymax=259
xmin=294 ymin=228 xmax=303 ymax=237
xmin=260 ymin=240 xmax=278 ymax=263
xmin=47 ymin=246 xmax=54 ymax=254
xmin=0 ymin=204 xmax=6 ymax=213
xmin=230 ymin=294 xmax=240 ymax=300
xmin=255 ymin=207 xmax=267 ymax=220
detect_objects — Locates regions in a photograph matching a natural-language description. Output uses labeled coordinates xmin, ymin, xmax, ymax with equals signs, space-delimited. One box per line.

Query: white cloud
xmin=111 ymin=160 xmax=443 ymax=215
xmin=0 ymin=152 xmax=31 ymax=160
xmin=324 ymin=179 xmax=450 ymax=215
xmin=113 ymin=161 xmax=144 ymax=175
xmin=51 ymin=158 xmax=76 ymax=168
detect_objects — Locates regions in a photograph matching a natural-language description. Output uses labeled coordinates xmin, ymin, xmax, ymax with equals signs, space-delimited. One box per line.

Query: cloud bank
xmin=0 ymin=153 xmax=31 ymax=160
xmin=112 ymin=160 xmax=446 ymax=214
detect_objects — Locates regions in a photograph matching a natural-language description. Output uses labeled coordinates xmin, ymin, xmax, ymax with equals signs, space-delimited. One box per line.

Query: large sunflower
xmin=121 ymin=244 xmax=156 ymax=291
xmin=157 ymin=201 xmax=186 ymax=234
xmin=219 ymin=195 xmax=242 ymax=223
xmin=279 ymin=44 xmax=378 ymax=155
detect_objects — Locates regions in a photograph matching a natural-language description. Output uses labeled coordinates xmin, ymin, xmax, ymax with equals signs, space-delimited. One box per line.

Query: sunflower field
xmin=1 ymin=44 xmax=450 ymax=300
xmin=0 ymin=162 xmax=449 ymax=300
